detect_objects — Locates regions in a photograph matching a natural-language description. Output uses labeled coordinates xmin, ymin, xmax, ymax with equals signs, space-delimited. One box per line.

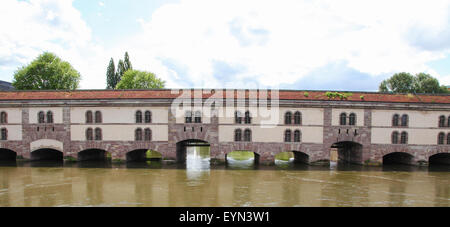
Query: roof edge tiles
xmin=0 ymin=89 xmax=448 ymax=104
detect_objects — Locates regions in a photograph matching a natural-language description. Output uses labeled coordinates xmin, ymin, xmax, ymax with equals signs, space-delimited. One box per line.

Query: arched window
xmin=135 ymin=128 xmax=143 ymax=141
xmin=95 ymin=128 xmax=102 ymax=141
xmin=46 ymin=111 xmax=53 ymax=124
xmin=244 ymin=111 xmax=252 ymax=124
xmin=448 ymin=133 xmax=450 ymax=145
xmin=439 ymin=116 xmax=445 ymax=127
xmin=438 ymin=132 xmax=445 ymax=145
xmin=145 ymin=111 xmax=152 ymax=123
xmin=95 ymin=111 xmax=102 ymax=123
xmin=38 ymin=111 xmax=45 ymax=124
xmin=136 ymin=111 xmax=143 ymax=123
xmin=86 ymin=128 xmax=93 ymax=141
xmin=144 ymin=128 xmax=152 ymax=141
xmin=392 ymin=114 xmax=399 ymax=127
xmin=285 ymin=112 xmax=292 ymax=125
xmin=400 ymin=132 xmax=408 ymax=144
xmin=244 ymin=129 xmax=252 ymax=142
xmin=185 ymin=111 xmax=192 ymax=123
xmin=194 ymin=111 xmax=202 ymax=123
xmin=401 ymin=115 xmax=409 ymax=127
xmin=392 ymin=131 xmax=399 ymax=144
xmin=1 ymin=128 xmax=7 ymax=140
xmin=234 ymin=129 xmax=242 ymax=142
xmin=0 ymin=112 xmax=7 ymax=124
xmin=349 ymin=113 xmax=356 ymax=126
xmin=294 ymin=130 xmax=301 ymax=142
xmin=294 ymin=112 xmax=302 ymax=125
xmin=86 ymin=111 xmax=93 ymax=124
xmin=284 ymin=130 xmax=292 ymax=142
xmin=235 ymin=111 xmax=242 ymax=124
xmin=340 ymin=113 xmax=347 ymax=126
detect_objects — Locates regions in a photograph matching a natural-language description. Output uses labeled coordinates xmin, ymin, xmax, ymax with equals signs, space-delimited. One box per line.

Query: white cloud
xmin=119 ymin=0 xmax=450 ymax=88
xmin=1 ymin=0 xmax=450 ymax=89
xmin=0 ymin=0 xmax=111 ymax=89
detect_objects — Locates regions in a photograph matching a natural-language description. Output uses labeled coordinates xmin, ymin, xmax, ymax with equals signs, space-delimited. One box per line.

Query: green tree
xmin=379 ymin=72 xmax=448 ymax=94
xmin=12 ymin=52 xmax=80 ymax=90
xmin=414 ymin=73 xmax=448 ymax=94
xmin=116 ymin=59 xmax=126 ymax=83
xmin=115 ymin=70 xmax=165 ymax=89
xmin=106 ymin=58 xmax=117 ymax=89
xmin=124 ymin=52 xmax=132 ymax=72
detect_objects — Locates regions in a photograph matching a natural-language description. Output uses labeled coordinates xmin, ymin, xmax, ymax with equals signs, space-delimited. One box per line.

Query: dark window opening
xmin=244 ymin=129 xmax=252 ymax=142
xmin=86 ymin=111 xmax=93 ymax=124
xmin=95 ymin=111 xmax=102 ymax=123
xmin=349 ymin=113 xmax=356 ymax=126
xmin=285 ymin=112 xmax=292 ymax=125
xmin=136 ymin=111 xmax=143 ymax=124
xmin=340 ymin=113 xmax=347 ymax=126
xmin=135 ymin=128 xmax=143 ymax=141
xmin=144 ymin=128 xmax=152 ymax=141
xmin=86 ymin=128 xmax=93 ymax=141
xmin=145 ymin=111 xmax=152 ymax=123
xmin=392 ymin=131 xmax=399 ymax=144
xmin=235 ymin=129 xmax=242 ymax=142
xmin=285 ymin=130 xmax=292 ymax=142
xmin=38 ymin=111 xmax=45 ymax=124
xmin=294 ymin=130 xmax=301 ymax=142
xmin=95 ymin=128 xmax=102 ymax=141
xmin=0 ymin=128 xmax=7 ymax=140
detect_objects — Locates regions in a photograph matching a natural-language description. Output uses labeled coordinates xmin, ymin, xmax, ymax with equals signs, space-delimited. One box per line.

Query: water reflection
xmin=227 ymin=158 xmax=256 ymax=170
xmin=185 ymin=147 xmax=210 ymax=181
xmin=0 ymin=156 xmax=449 ymax=207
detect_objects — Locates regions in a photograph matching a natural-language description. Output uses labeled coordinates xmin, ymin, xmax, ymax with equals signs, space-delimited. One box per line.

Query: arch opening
xmin=31 ymin=148 xmax=63 ymax=162
xmin=126 ymin=149 xmax=162 ymax=162
xmin=383 ymin=152 xmax=414 ymax=166
xmin=331 ymin=141 xmax=363 ymax=165
xmin=293 ymin=151 xmax=309 ymax=164
xmin=429 ymin=153 xmax=450 ymax=166
xmin=78 ymin=149 xmax=108 ymax=162
xmin=0 ymin=148 xmax=17 ymax=161
xmin=176 ymin=139 xmax=210 ymax=164
xmin=226 ymin=150 xmax=259 ymax=169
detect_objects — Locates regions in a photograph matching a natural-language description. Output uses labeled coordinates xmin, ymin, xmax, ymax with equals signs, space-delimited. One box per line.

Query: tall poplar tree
xmin=124 ymin=52 xmax=132 ymax=72
xmin=116 ymin=59 xmax=126 ymax=84
xmin=106 ymin=58 xmax=116 ymax=89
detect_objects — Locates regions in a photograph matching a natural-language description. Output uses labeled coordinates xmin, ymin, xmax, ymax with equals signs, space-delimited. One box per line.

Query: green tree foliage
xmin=115 ymin=70 xmax=165 ymax=89
xmin=12 ymin=52 xmax=80 ymax=90
xmin=106 ymin=58 xmax=117 ymax=89
xmin=379 ymin=72 xmax=448 ymax=94
xmin=124 ymin=52 xmax=132 ymax=72
xmin=116 ymin=59 xmax=126 ymax=83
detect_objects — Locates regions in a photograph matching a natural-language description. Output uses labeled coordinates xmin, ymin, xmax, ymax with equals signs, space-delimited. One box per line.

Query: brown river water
xmin=0 ymin=150 xmax=449 ymax=207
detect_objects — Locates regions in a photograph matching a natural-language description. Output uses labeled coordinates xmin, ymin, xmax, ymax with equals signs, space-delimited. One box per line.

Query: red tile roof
xmin=0 ymin=89 xmax=448 ymax=104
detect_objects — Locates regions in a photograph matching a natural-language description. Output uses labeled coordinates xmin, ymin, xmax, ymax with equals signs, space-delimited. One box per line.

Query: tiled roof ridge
xmin=0 ymin=89 xmax=448 ymax=104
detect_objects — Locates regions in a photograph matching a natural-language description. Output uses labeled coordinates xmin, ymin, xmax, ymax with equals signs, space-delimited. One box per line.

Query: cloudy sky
xmin=1 ymin=0 xmax=450 ymax=91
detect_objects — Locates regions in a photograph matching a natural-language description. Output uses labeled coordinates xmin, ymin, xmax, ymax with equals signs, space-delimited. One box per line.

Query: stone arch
xmin=0 ymin=148 xmax=17 ymax=161
xmin=429 ymin=152 xmax=450 ymax=166
xmin=31 ymin=148 xmax=63 ymax=161
xmin=331 ymin=141 xmax=363 ymax=164
xmin=383 ymin=152 xmax=415 ymax=166
xmin=30 ymin=139 xmax=63 ymax=153
xmin=78 ymin=149 xmax=108 ymax=162
xmin=176 ymin=139 xmax=210 ymax=164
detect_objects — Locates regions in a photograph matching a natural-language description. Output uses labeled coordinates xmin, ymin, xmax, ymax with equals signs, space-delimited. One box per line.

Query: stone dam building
xmin=0 ymin=89 xmax=449 ymax=166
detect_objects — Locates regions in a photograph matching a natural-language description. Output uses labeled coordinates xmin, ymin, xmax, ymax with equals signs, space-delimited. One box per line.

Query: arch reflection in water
xmin=226 ymin=151 xmax=257 ymax=170
xmin=186 ymin=146 xmax=211 ymax=181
